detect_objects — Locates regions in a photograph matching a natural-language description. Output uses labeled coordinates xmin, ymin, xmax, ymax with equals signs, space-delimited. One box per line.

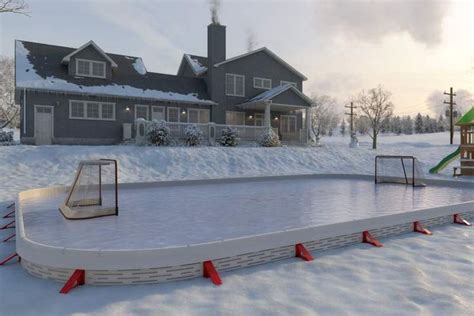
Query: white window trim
xmin=33 ymin=105 xmax=54 ymax=140
xmin=253 ymin=77 xmax=272 ymax=90
xmin=280 ymin=114 xmax=297 ymax=133
xmin=151 ymin=105 xmax=165 ymax=121
xmin=76 ymin=58 xmax=107 ymax=78
xmin=167 ymin=106 xmax=181 ymax=123
xmin=280 ymin=80 xmax=297 ymax=88
xmin=187 ymin=108 xmax=210 ymax=124
xmin=225 ymin=111 xmax=246 ymax=126
xmin=225 ymin=73 xmax=245 ymax=97
xmin=134 ymin=104 xmax=149 ymax=121
xmin=68 ymin=100 xmax=116 ymax=121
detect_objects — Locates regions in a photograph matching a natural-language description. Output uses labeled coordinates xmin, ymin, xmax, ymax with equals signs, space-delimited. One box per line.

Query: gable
xmin=271 ymin=88 xmax=312 ymax=107
xmin=177 ymin=54 xmax=208 ymax=77
xmin=214 ymin=47 xmax=307 ymax=81
xmin=61 ymin=41 xmax=118 ymax=67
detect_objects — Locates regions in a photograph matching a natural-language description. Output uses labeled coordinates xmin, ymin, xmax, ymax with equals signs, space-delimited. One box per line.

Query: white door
xmin=280 ymin=115 xmax=297 ymax=133
xmin=151 ymin=106 xmax=165 ymax=121
xmin=35 ymin=106 xmax=53 ymax=145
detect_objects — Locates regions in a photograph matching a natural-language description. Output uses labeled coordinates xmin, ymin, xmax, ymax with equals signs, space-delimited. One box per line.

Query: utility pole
xmin=443 ymin=87 xmax=456 ymax=145
xmin=345 ymin=102 xmax=357 ymax=136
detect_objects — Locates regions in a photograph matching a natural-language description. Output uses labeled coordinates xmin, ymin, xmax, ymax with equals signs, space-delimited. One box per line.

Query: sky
xmin=0 ymin=0 xmax=473 ymax=116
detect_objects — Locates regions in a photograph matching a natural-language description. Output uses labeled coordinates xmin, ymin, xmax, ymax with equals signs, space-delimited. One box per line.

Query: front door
xmin=280 ymin=115 xmax=297 ymax=141
xmin=34 ymin=106 xmax=53 ymax=145
xmin=151 ymin=106 xmax=165 ymax=121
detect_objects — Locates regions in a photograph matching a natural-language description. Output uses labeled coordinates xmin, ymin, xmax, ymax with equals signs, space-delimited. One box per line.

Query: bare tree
xmin=356 ymin=85 xmax=394 ymax=149
xmin=310 ymin=95 xmax=340 ymax=144
xmin=0 ymin=56 xmax=19 ymax=128
xmin=0 ymin=0 xmax=30 ymax=15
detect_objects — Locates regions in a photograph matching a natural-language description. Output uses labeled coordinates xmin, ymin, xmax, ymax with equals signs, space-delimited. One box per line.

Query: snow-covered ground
xmin=0 ymin=131 xmax=472 ymax=315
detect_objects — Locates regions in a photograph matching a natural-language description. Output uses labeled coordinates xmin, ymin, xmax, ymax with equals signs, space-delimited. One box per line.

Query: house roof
xmin=177 ymin=54 xmax=208 ymax=76
xmin=15 ymin=40 xmax=215 ymax=105
xmin=248 ymin=84 xmax=313 ymax=106
xmin=61 ymin=40 xmax=118 ymax=68
xmin=456 ymin=107 xmax=474 ymax=126
xmin=214 ymin=47 xmax=308 ymax=81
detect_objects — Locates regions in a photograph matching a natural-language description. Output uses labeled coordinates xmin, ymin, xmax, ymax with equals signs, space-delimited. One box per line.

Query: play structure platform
xmin=9 ymin=174 xmax=474 ymax=291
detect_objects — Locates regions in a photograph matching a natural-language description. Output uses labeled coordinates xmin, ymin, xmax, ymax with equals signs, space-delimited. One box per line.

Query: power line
xmin=344 ymin=102 xmax=357 ymax=137
xmin=443 ymin=87 xmax=456 ymax=145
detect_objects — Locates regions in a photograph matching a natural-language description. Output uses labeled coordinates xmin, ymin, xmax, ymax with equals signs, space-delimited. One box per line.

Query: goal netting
xmin=375 ymin=155 xmax=426 ymax=187
xmin=59 ymin=159 xmax=118 ymax=219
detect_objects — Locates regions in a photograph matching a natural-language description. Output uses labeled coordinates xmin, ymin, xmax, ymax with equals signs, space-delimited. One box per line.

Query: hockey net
xmin=375 ymin=156 xmax=426 ymax=187
xmin=59 ymin=159 xmax=118 ymax=219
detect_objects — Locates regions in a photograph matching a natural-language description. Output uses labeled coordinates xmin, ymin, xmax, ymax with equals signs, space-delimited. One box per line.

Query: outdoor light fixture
xmin=182 ymin=110 xmax=186 ymax=115
xmin=248 ymin=115 xmax=253 ymax=119
xmin=125 ymin=107 xmax=130 ymax=111
xmin=274 ymin=117 xmax=279 ymax=120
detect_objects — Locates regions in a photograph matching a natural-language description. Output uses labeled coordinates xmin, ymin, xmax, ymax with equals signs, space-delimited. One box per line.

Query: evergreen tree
xmin=340 ymin=118 xmax=346 ymax=136
xmin=415 ymin=113 xmax=424 ymax=133
xmin=402 ymin=116 xmax=413 ymax=134
xmin=391 ymin=116 xmax=402 ymax=135
xmin=437 ymin=115 xmax=445 ymax=132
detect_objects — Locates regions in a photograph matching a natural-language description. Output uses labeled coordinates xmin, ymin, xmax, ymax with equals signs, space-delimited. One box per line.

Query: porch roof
xmin=237 ymin=85 xmax=313 ymax=111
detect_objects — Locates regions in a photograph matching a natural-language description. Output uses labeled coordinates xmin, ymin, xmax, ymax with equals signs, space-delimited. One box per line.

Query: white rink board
xmin=16 ymin=174 xmax=474 ymax=271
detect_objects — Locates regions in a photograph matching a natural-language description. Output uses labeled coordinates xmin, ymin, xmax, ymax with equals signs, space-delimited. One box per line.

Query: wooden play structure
xmin=454 ymin=107 xmax=474 ymax=176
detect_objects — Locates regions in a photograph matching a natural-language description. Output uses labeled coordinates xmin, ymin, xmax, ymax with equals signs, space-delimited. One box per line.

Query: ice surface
xmin=21 ymin=177 xmax=473 ymax=249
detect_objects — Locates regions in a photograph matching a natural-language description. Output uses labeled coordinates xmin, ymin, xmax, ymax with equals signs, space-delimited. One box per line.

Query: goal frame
xmin=59 ymin=159 xmax=118 ymax=220
xmin=375 ymin=155 xmax=424 ymax=187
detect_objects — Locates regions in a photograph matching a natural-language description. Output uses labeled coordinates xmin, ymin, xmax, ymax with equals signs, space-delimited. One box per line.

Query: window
xmin=225 ymin=74 xmax=245 ymax=96
xmin=75 ymin=59 xmax=106 ymax=78
xmin=225 ymin=111 xmax=245 ymax=126
xmin=280 ymin=115 xmax=297 ymax=133
xmin=188 ymin=108 xmax=210 ymax=124
xmin=167 ymin=107 xmax=180 ymax=122
xmin=69 ymin=100 xmax=115 ymax=120
xmin=151 ymin=106 xmax=165 ymax=121
xmin=255 ymin=113 xmax=264 ymax=126
xmin=280 ymin=81 xmax=297 ymax=88
xmin=134 ymin=105 xmax=149 ymax=120
xmin=253 ymin=77 xmax=272 ymax=90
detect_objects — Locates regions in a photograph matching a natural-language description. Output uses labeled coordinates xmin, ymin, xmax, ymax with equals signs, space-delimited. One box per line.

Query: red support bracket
xmin=203 ymin=260 xmax=222 ymax=286
xmin=362 ymin=231 xmax=383 ymax=247
xmin=0 ymin=253 xmax=19 ymax=266
xmin=2 ymin=233 xmax=15 ymax=242
xmin=295 ymin=243 xmax=314 ymax=261
xmin=2 ymin=209 xmax=15 ymax=219
xmin=0 ymin=220 xmax=15 ymax=230
xmin=413 ymin=221 xmax=432 ymax=235
xmin=60 ymin=269 xmax=85 ymax=294
xmin=453 ymin=214 xmax=471 ymax=226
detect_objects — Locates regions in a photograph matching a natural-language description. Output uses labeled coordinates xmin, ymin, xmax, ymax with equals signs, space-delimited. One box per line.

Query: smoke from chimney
xmin=246 ymin=30 xmax=258 ymax=52
xmin=209 ymin=0 xmax=221 ymax=24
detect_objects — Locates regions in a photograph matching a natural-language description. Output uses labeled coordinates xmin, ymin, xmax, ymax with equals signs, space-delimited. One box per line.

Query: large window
xmin=225 ymin=74 xmax=245 ymax=96
xmin=280 ymin=81 xmax=297 ymax=88
xmin=225 ymin=111 xmax=245 ymax=126
xmin=69 ymin=100 xmax=115 ymax=121
xmin=253 ymin=77 xmax=272 ymax=90
xmin=188 ymin=108 xmax=210 ymax=124
xmin=76 ymin=59 xmax=106 ymax=78
xmin=134 ymin=105 xmax=149 ymax=120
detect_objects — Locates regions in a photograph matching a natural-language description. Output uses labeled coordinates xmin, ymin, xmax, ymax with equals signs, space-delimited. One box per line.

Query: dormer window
xmin=76 ymin=59 xmax=106 ymax=78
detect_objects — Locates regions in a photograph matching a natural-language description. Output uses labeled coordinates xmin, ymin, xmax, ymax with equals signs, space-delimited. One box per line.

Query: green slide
xmin=429 ymin=147 xmax=461 ymax=174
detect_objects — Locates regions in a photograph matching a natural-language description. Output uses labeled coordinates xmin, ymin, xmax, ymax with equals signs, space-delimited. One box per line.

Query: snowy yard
xmin=0 ymin=132 xmax=473 ymax=315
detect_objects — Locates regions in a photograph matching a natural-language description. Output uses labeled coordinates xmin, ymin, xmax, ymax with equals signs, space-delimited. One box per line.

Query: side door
xmin=34 ymin=106 xmax=54 ymax=145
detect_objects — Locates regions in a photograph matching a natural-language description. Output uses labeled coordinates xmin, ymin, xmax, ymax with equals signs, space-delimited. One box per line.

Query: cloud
xmin=313 ymin=0 xmax=450 ymax=46
xmin=426 ymin=89 xmax=473 ymax=116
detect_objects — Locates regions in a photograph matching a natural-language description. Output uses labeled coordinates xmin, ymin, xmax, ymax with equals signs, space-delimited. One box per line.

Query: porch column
xmin=264 ymin=102 xmax=271 ymax=128
xmin=306 ymin=107 xmax=313 ymax=143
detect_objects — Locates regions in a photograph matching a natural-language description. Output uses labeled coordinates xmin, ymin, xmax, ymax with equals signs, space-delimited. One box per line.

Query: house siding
xmin=20 ymin=90 xmax=211 ymax=145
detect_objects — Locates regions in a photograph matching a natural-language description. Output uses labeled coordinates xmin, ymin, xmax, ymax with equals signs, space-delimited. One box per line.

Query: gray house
xmin=15 ymin=22 xmax=313 ymax=145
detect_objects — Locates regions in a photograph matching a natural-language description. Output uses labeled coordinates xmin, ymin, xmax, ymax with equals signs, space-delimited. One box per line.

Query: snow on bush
xmin=219 ymin=127 xmax=240 ymax=147
xmin=185 ymin=124 xmax=204 ymax=146
xmin=146 ymin=120 xmax=171 ymax=146
xmin=0 ymin=129 xmax=14 ymax=144
xmin=258 ymin=128 xmax=281 ymax=147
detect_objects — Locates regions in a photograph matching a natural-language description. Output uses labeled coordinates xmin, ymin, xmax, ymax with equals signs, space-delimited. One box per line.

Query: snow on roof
xmin=248 ymin=84 xmax=313 ymax=106
xmin=214 ymin=47 xmax=308 ymax=81
xmin=132 ymin=57 xmax=147 ymax=75
xmin=184 ymin=54 xmax=207 ymax=75
xmin=16 ymin=41 xmax=215 ymax=105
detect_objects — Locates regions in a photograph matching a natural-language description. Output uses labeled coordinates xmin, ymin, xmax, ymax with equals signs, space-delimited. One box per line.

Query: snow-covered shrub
xmin=258 ymin=128 xmax=281 ymax=147
xmin=0 ymin=129 xmax=14 ymax=144
xmin=185 ymin=124 xmax=203 ymax=146
xmin=146 ymin=120 xmax=171 ymax=146
xmin=219 ymin=127 xmax=240 ymax=147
